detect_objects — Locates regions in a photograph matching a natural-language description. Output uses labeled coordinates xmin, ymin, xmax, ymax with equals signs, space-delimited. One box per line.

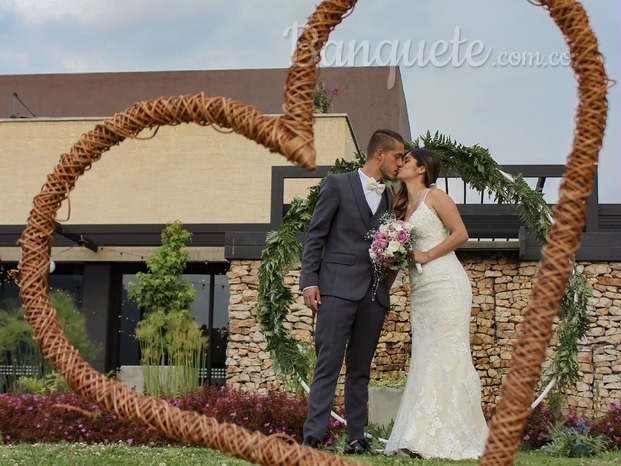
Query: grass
xmin=0 ymin=443 xmax=620 ymax=466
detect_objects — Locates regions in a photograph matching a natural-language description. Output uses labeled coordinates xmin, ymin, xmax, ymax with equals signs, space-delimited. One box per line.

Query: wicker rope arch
xmin=17 ymin=0 xmax=607 ymax=465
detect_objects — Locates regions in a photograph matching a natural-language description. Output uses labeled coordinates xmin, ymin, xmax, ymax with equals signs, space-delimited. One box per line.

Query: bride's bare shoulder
xmin=426 ymin=186 xmax=448 ymax=200
xmin=426 ymin=187 xmax=457 ymax=211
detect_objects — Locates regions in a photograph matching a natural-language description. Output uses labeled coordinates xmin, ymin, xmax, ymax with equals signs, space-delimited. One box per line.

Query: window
xmin=119 ymin=273 xmax=230 ymax=385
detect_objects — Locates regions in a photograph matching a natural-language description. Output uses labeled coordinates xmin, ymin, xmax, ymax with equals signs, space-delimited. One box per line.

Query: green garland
xmin=256 ymin=132 xmax=590 ymax=408
xmin=256 ymin=154 xmax=365 ymax=381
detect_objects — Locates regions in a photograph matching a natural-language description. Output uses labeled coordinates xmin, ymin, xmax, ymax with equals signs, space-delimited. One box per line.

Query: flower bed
xmin=1 ymin=385 xmax=618 ymax=458
xmin=0 ymin=385 xmax=345 ymax=445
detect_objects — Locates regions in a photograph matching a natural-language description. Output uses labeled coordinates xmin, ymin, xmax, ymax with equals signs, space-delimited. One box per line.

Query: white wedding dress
xmin=384 ymin=197 xmax=489 ymax=460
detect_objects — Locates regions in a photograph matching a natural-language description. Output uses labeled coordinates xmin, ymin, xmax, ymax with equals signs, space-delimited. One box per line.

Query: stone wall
xmin=225 ymin=254 xmax=621 ymax=413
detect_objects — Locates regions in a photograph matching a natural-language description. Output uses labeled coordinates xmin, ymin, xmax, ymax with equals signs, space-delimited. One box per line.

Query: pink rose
xmin=396 ymin=229 xmax=409 ymax=242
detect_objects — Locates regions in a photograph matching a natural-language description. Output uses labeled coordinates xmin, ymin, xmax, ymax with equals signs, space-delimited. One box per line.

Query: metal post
xmin=206 ymin=272 xmax=215 ymax=386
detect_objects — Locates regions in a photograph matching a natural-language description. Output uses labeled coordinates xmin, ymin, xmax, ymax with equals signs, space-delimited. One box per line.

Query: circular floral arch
xmin=257 ymin=131 xmax=592 ymax=410
xmin=17 ymin=1 xmax=608 ymax=465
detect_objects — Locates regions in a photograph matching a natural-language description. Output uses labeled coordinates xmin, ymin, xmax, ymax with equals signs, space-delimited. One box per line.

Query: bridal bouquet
xmin=367 ymin=213 xmax=420 ymax=300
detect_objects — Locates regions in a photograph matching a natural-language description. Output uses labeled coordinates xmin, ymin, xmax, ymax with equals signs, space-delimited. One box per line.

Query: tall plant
xmin=0 ymin=290 xmax=100 ymax=392
xmin=127 ymin=220 xmax=206 ymax=396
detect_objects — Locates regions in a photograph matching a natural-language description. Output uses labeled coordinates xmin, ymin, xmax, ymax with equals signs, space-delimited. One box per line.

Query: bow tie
xmin=366 ymin=179 xmax=385 ymax=195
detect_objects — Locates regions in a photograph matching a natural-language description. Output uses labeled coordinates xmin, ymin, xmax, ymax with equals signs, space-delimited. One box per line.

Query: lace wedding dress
xmin=384 ymin=197 xmax=488 ymax=460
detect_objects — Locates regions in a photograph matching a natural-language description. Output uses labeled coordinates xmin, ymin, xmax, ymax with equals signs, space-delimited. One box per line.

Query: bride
xmin=384 ymin=148 xmax=488 ymax=459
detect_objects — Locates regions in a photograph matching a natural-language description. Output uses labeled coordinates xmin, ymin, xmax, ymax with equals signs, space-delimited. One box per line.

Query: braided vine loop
xmin=283 ymin=0 xmax=357 ymax=144
xmin=17 ymin=2 xmax=358 ymax=465
xmin=480 ymin=0 xmax=608 ymax=464
xmin=16 ymin=0 xmax=608 ymax=464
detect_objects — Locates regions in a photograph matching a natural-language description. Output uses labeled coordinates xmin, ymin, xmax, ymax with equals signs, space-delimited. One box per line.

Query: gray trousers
xmin=303 ymin=286 xmax=387 ymax=441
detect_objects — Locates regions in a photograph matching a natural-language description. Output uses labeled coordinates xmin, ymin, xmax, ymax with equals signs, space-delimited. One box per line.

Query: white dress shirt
xmin=358 ymin=168 xmax=383 ymax=215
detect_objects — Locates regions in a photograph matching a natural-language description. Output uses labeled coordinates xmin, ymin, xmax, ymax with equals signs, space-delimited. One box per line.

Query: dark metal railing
xmin=271 ymin=164 xmax=620 ymax=260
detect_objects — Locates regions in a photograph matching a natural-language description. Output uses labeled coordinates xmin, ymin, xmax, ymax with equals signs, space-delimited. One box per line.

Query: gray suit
xmin=300 ymin=170 xmax=392 ymax=441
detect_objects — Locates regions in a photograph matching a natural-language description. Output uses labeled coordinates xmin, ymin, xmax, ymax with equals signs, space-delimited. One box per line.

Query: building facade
xmin=1 ymin=68 xmax=619 ymax=412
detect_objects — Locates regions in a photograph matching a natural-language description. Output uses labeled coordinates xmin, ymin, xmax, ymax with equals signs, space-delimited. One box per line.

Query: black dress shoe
xmin=344 ymin=438 xmax=376 ymax=455
xmin=301 ymin=436 xmax=322 ymax=449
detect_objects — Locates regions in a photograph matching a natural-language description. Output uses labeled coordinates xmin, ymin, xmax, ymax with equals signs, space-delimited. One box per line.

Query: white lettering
xmin=282 ymin=24 xmax=568 ymax=70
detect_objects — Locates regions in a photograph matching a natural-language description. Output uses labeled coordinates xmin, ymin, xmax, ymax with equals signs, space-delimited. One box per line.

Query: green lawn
xmin=0 ymin=443 xmax=620 ymax=466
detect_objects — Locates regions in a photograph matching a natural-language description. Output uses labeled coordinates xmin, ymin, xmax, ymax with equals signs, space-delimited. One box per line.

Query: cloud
xmin=0 ymin=0 xmax=618 ymax=201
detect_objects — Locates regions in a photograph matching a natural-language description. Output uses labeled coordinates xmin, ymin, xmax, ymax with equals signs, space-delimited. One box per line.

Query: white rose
xmin=379 ymin=224 xmax=389 ymax=235
xmin=387 ymin=241 xmax=401 ymax=253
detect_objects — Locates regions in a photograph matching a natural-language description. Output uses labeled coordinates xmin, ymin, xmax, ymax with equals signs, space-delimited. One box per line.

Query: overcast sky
xmin=1 ymin=0 xmax=619 ymax=202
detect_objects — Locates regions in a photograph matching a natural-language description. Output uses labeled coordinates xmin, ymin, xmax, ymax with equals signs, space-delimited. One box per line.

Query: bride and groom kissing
xmin=299 ymin=129 xmax=488 ymax=459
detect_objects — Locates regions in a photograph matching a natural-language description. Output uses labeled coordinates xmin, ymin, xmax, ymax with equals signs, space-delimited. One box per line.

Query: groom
xmin=299 ymin=129 xmax=404 ymax=454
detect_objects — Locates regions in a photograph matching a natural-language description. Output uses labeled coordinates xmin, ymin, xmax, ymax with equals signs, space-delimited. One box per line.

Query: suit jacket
xmin=300 ymin=170 xmax=393 ymax=309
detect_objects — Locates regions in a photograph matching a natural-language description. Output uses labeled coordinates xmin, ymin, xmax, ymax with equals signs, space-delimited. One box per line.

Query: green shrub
xmin=128 ymin=221 xmax=206 ymax=397
xmin=543 ymin=419 xmax=608 ymax=457
xmin=369 ymin=370 xmax=408 ymax=389
xmin=16 ymin=372 xmax=70 ymax=395
xmin=0 ymin=290 xmax=100 ymax=393
xmin=591 ymin=402 xmax=621 ymax=450
xmin=135 ymin=308 xmax=206 ymax=396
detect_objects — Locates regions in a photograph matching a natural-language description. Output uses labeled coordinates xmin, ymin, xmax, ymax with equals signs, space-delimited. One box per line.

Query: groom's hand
xmin=303 ymin=287 xmax=322 ymax=313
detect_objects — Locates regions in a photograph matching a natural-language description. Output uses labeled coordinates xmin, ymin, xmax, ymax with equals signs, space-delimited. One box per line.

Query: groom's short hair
xmin=367 ymin=129 xmax=404 ymax=159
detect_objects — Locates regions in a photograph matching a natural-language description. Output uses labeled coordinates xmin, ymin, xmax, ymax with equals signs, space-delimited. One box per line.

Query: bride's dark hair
xmin=392 ymin=147 xmax=441 ymax=220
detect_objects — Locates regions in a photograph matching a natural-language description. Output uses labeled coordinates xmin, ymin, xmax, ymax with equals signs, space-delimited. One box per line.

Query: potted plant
xmin=312 ymin=82 xmax=338 ymax=114
xmin=368 ymin=370 xmax=407 ymax=428
xmin=126 ymin=220 xmax=206 ymax=397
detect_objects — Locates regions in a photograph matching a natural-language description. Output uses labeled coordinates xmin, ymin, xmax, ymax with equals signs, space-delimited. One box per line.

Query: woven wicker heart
xmin=18 ymin=0 xmax=608 ymax=465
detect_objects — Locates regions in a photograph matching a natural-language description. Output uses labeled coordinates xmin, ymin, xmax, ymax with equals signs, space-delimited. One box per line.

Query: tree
xmin=127 ymin=220 xmax=206 ymax=396
xmin=127 ymin=220 xmax=195 ymax=312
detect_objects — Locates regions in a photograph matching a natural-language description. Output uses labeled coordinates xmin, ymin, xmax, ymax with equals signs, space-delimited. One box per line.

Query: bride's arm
xmin=410 ymin=189 xmax=468 ymax=264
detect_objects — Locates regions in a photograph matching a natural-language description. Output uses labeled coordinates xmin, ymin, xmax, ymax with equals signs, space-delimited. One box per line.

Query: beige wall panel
xmin=1 ymin=115 xmax=356 ymax=225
